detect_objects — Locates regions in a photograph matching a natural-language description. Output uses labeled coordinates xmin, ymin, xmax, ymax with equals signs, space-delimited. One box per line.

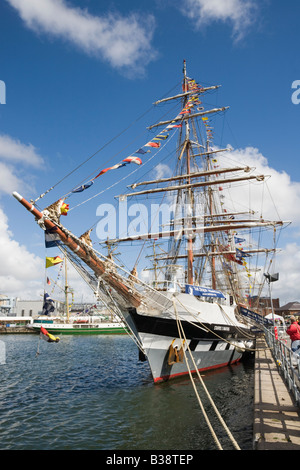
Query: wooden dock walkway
xmin=254 ymin=337 xmax=300 ymax=449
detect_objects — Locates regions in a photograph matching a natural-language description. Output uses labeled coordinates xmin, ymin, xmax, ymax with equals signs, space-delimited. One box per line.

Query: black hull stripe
xmin=128 ymin=308 xmax=250 ymax=341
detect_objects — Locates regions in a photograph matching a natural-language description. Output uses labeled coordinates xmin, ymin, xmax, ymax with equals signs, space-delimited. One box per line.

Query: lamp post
xmin=264 ymin=272 xmax=279 ymax=338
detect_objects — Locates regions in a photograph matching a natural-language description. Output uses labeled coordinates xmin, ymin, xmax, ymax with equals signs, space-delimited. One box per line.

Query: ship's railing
xmin=239 ymin=306 xmax=273 ymax=328
xmin=263 ymin=324 xmax=300 ymax=406
xmin=148 ymin=279 xmax=184 ymax=293
xmin=145 ymin=280 xmax=230 ymax=305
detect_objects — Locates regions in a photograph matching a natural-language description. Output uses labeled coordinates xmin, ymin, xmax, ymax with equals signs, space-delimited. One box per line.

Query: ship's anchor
xmin=168 ymin=339 xmax=185 ymax=365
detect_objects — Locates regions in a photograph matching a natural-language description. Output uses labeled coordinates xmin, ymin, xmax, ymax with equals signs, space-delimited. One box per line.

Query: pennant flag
xmin=46 ymin=256 xmax=63 ymax=268
xmin=166 ymin=123 xmax=182 ymax=129
xmin=236 ymin=248 xmax=251 ymax=259
xmin=153 ymin=134 xmax=169 ymax=141
xmin=40 ymin=326 xmax=60 ymax=343
xmin=219 ymin=245 xmax=243 ymax=266
xmin=45 ymin=229 xmax=63 ymax=248
xmin=60 ymin=202 xmax=69 ymax=216
xmin=72 ymin=181 xmax=94 ymax=193
xmin=94 ymin=163 xmax=126 ymax=179
xmin=179 ymin=108 xmax=191 ymax=115
xmin=122 ymin=156 xmax=142 ymax=165
xmin=42 ymin=292 xmax=55 ymax=315
xmin=47 ymin=277 xmax=51 ymax=285
xmin=135 ymin=148 xmax=150 ymax=155
xmin=234 ymin=236 xmax=246 ymax=244
xmin=93 ymin=157 xmax=142 ymax=180
xmin=145 ymin=141 xmax=160 ymax=148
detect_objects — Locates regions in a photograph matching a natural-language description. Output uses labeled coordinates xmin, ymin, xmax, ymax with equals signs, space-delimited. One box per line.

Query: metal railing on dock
xmin=239 ymin=306 xmax=300 ymax=407
xmin=263 ymin=325 xmax=300 ymax=406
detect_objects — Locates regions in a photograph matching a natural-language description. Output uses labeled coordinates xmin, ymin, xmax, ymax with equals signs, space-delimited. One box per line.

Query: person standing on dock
xmin=286 ymin=316 xmax=300 ymax=353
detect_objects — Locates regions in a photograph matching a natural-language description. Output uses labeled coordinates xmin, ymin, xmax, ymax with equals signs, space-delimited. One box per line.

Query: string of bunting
xmin=47 ymin=77 xmax=203 ymax=217
xmin=68 ymin=77 xmax=203 ymax=198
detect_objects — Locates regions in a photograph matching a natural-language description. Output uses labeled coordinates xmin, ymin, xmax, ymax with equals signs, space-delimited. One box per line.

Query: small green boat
xmin=29 ymin=257 xmax=128 ymax=335
xmin=28 ymin=318 xmax=128 ymax=335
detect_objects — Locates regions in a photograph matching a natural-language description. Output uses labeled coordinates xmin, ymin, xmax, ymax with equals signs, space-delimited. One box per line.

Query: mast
xmin=64 ymin=257 xmax=70 ymax=323
xmin=153 ymin=85 xmax=221 ymax=105
xmin=205 ymin=121 xmax=217 ymax=289
xmin=209 ymin=185 xmax=217 ymax=290
xmin=155 ymin=248 xmax=277 ymax=261
xmin=117 ymin=173 xmax=265 ymax=198
xmin=129 ymin=165 xmax=251 ymax=189
xmin=147 ymin=106 xmax=229 ymax=130
xmin=183 ymin=60 xmax=194 ymax=285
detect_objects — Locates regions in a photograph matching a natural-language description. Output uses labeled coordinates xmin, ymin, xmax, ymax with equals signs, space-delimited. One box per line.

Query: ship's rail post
xmin=263 ymin=324 xmax=300 ymax=406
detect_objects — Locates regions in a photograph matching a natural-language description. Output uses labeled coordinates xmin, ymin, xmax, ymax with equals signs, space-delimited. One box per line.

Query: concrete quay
xmin=0 ymin=327 xmax=33 ymax=334
xmin=253 ymin=336 xmax=300 ymax=450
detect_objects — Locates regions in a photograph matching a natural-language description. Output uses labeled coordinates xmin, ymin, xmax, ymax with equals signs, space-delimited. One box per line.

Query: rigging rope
xmin=173 ymin=299 xmax=241 ymax=450
xmin=32 ymin=102 xmax=160 ymax=204
xmin=68 ymin=128 xmax=179 ymax=213
xmin=33 ymin=83 xmax=183 ymax=206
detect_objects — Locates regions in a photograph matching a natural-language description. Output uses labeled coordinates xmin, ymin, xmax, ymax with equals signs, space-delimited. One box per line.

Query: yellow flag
xmin=46 ymin=256 xmax=63 ymax=268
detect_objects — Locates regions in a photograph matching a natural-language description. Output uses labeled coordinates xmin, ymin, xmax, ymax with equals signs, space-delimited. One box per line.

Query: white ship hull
xmin=140 ymin=332 xmax=243 ymax=383
xmin=124 ymin=292 xmax=253 ymax=383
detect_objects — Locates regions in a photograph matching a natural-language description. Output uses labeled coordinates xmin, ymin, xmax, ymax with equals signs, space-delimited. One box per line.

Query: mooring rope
xmin=173 ymin=300 xmax=224 ymax=450
xmin=173 ymin=299 xmax=241 ymax=450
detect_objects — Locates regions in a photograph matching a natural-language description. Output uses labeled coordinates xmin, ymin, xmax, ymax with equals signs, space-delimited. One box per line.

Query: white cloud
xmin=0 ymin=134 xmax=43 ymax=167
xmin=0 ymin=135 xmax=45 ymax=295
xmin=7 ymin=0 xmax=157 ymax=74
xmin=153 ymin=163 xmax=172 ymax=180
xmin=218 ymin=145 xmax=300 ymax=226
xmin=0 ymin=162 xmax=22 ymax=195
xmin=215 ymin=145 xmax=300 ymax=304
xmin=271 ymin=243 xmax=300 ymax=304
xmin=0 ymin=205 xmax=97 ymax=300
xmin=0 ymin=206 xmax=43 ymax=298
xmin=181 ymin=0 xmax=257 ymax=41
xmin=0 ymin=130 xmax=96 ymax=300
xmin=0 ymin=134 xmax=44 ymax=195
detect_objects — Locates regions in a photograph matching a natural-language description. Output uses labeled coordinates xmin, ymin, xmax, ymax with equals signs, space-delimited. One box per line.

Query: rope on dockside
xmin=173 ymin=299 xmax=241 ymax=451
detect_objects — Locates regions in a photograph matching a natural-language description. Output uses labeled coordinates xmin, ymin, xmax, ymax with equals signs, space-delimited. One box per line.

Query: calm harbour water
xmin=0 ymin=334 xmax=254 ymax=451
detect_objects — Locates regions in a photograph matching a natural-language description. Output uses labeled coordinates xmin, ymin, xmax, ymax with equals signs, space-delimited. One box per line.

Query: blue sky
xmin=1 ymin=0 xmax=300 ymax=303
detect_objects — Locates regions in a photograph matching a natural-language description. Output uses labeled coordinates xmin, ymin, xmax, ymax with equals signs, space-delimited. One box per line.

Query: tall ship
xmin=13 ymin=61 xmax=287 ymax=382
